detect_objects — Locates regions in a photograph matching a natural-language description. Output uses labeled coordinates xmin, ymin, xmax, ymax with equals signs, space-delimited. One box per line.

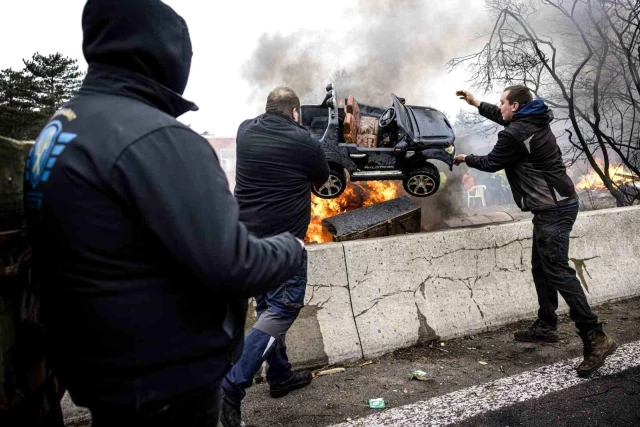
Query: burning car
xmin=621 ymin=181 xmax=640 ymax=204
xmin=301 ymin=84 xmax=455 ymax=199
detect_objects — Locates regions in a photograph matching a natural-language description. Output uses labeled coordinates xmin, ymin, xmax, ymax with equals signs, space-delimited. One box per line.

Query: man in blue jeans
xmin=221 ymin=87 xmax=330 ymax=427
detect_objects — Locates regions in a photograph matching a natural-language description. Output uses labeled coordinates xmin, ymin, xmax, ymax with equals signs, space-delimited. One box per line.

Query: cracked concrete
xmin=338 ymin=206 xmax=640 ymax=360
xmin=286 ymin=244 xmax=363 ymax=367
xmin=355 ymin=288 xmax=417 ymax=319
xmin=570 ymin=256 xmax=600 ymax=292
xmin=415 ymin=302 xmax=438 ymax=342
xmin=274 ymin=207 xmax=639 ymax=368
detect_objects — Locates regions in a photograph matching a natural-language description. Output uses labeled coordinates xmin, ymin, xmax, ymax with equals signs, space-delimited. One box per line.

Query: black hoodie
xmin=22 ymin=0 xmax=304 ymax=406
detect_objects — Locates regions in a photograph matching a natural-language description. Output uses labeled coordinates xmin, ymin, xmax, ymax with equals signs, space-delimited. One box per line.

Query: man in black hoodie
xmin=22 ymin=1 xmax=304 ymax=425
xmin=220 ymin=87 xmax=329 ymax=427
xmin=454 ymin=85 xmax=616 ymax=378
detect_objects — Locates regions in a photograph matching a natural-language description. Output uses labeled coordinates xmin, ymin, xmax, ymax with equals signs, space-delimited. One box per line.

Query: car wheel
xmin=312 ymin=167 xmax=347 ymax=199
xmin=403 ymin=164 xmax=440 ymax=197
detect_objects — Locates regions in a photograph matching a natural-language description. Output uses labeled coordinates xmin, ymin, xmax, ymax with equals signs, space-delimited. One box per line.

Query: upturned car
xmin=301 ymin=84 xmax=456 ymax=198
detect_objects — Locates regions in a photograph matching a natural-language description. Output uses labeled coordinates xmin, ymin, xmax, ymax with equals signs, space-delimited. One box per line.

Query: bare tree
xmin=448 ymin=0 xmax=640 ymax=205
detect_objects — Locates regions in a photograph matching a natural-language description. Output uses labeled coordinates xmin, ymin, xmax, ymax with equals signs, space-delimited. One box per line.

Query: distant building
xmin=206 ymin=137 xmax=236 ymax=191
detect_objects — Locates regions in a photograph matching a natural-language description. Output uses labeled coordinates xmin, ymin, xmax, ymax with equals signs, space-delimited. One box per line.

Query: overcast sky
xmin=2 ymin=0 xmax=492 ymax=137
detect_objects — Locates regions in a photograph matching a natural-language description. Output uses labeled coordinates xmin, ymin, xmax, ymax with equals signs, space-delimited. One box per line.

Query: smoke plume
xmin=242 ymin=0 xmax=488 ymax=106
xmin=241 ymin=0 xmax=493 ymax=226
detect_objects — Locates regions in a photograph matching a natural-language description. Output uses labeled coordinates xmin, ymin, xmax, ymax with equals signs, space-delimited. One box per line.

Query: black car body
xmin=301 ymin=84 xmax=455 ymax=198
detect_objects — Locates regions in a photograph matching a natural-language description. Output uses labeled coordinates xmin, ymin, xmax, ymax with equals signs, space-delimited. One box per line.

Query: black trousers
xmin=89 ymin=381 xmax=222 ymax=427
xmin=531 ymin=204 xmax=599 ymax=333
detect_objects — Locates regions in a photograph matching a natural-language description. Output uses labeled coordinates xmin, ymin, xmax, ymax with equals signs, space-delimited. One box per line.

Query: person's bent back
xmin=234 ymin=87 xmax=330 ymax=239
xmin=22 ymin=0 xmax=304 ymax=422
xmin=220 ymin=87 xmax=328 ymax=427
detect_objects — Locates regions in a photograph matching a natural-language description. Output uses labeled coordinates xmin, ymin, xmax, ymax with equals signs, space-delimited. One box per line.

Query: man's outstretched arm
xmin=455 ymin=131 xmax=526 ymax=173
xmin=456 ymin=90 xmax=509 ymax=127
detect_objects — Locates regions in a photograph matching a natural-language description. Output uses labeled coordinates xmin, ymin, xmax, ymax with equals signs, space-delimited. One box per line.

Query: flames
xmin=575 ymin=158 xmax=637 ymax=191
xmin=305 ymin=181 xmax=402 ymax=243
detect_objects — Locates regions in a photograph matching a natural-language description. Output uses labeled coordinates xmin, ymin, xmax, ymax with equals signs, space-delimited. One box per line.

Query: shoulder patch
xmin=26 ymin=120 xmax=77 ymax=189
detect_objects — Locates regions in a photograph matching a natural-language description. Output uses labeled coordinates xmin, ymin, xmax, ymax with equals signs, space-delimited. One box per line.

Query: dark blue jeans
xmin=222 ymin=251 xmax=307 ymax=406
xmin=532 ymin=204 xmax=599 ymax=333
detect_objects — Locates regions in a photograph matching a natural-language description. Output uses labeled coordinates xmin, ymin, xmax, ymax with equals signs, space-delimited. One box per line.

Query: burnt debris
xmin=321 ymin=196 xmax=420 ymax=242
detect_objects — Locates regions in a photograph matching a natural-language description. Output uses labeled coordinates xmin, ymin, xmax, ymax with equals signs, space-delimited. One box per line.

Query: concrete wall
xmin=262 ymin=206 xmax=640 ymax=368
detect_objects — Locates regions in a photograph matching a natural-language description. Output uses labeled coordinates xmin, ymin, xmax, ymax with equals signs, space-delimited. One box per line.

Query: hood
xmin=82 ymin=0 xmax=192 ymax=95
xmin=407 ymin=106 xmax=456 ymax=145
xmin=513 ymin=98 xmax=549 ymax=120
xmin=391 ymin=94 xmax=455 ymax=146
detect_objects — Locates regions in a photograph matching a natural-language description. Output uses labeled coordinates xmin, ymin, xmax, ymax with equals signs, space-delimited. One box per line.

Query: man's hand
xmin=454 ymin=154 xmax=467 ymax=166
xmin=456 ymin=90 xmax=481 ymax=107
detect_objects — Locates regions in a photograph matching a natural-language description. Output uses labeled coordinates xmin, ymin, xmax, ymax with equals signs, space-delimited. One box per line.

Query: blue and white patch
xmin=25 ymin=120 xmax=77 ymax=189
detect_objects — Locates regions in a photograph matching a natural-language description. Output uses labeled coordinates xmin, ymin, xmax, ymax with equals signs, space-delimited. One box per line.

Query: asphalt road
xmin=458 ymin=366 xmax=640 ymax=427
xmin=62 ymin=297 xmax=640 ymax=427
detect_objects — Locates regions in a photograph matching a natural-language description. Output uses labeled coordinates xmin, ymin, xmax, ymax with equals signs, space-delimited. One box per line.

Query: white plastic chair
xmin=467 ymin=185 xmax=487 ymax=207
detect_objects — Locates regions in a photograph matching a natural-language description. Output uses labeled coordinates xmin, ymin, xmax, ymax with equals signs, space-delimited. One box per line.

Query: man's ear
xmin=292 ymin=108 xmax=300 ymax=122
xmin=512 ymin=102 xmax=519 ymax=112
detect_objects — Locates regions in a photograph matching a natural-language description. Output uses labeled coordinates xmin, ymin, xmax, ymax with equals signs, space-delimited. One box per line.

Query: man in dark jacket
xmin=220 ymin=87 xmax=329 ymax=427
xmin=454 ymin=85 xmax=616 ymax=377
xmin=22 ymin=1 xmax=305 ymax=425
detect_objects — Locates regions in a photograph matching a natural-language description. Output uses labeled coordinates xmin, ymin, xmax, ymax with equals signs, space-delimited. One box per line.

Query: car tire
xmin=403 ymin=163 xmax=440 ymax=197
xmin=312 ymin=167 xmax=347 ymax=199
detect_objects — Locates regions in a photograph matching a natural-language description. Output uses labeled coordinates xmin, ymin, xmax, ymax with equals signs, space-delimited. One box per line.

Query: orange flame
xmin=305 ymin=181 xmax=402 ymax=243
xmin=575 ymin=158 xmax=637 ymax=191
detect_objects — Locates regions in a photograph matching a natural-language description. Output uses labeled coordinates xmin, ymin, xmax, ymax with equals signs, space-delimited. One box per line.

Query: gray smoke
xmin=243 ymin=0 xmax=488 ymax=106
xmin=241 ymin=0 xmax=493 ymax=226
xmin=241 ymin=33 xmax=326 ymax=105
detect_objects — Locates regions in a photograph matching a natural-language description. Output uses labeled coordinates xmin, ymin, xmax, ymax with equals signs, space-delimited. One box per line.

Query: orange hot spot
xmin=305 ymin=181 xmax=402 ymax=243
xmin=575 ymin=158 xmax=637 ymax=191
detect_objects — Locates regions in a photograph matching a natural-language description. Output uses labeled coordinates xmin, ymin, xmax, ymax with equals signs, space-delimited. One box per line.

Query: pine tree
xmin=23 ymin=52 xmax=83 ymax=119
xmin=0 ymin=68 xmax=40 ymax=139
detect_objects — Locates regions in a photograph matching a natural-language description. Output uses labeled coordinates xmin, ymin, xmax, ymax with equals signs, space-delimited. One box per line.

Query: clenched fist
xmin=456 ymin=90 xmax=481 ymax=107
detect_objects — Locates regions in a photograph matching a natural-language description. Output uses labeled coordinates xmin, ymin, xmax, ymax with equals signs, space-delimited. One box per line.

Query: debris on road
xmin=408 ymin=370 xmax=430 ymax=381
xmin=315 ymin=367 xmax=346 ymax=377
xmin=478 ymin=361 xmax=488 ymax=365
xmin=368 ymin=398 xmax=386 ymax=409
xmin=359 ymin=360 xmax=373 ymax=367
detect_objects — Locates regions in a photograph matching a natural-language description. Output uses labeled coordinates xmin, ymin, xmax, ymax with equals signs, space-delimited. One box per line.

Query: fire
xmin=305 ymin=181 xmax=402 ymax=243
xmin=575 ymin=158 xmax=637 ymax=191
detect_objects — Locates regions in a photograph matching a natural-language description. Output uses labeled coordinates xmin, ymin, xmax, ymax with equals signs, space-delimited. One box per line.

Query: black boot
xmin=220 ymin=399 xmax=245 ymax=427
xmin=576 ymin=329 xmax=617 ymax=377
xmin=269 ymin=370 xmax=312 ymax=398
xmin=514 ymin=319 xmax=559 ymax=343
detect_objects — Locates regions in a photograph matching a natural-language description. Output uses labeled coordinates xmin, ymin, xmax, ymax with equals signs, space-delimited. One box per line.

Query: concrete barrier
xmin=279 ymin=206 xmax=640 ymax=367
xmin=246 ymin=244 xmax=364 ymax=369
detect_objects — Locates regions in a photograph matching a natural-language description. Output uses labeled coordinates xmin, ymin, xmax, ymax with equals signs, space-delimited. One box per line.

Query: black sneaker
xmin=269 ymin=370 xmax=312 ymax=398
xmin=514 ymin=319 xmax=559 ymax=343
xmin=220 ymin=399 xmax=245 ymax=427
